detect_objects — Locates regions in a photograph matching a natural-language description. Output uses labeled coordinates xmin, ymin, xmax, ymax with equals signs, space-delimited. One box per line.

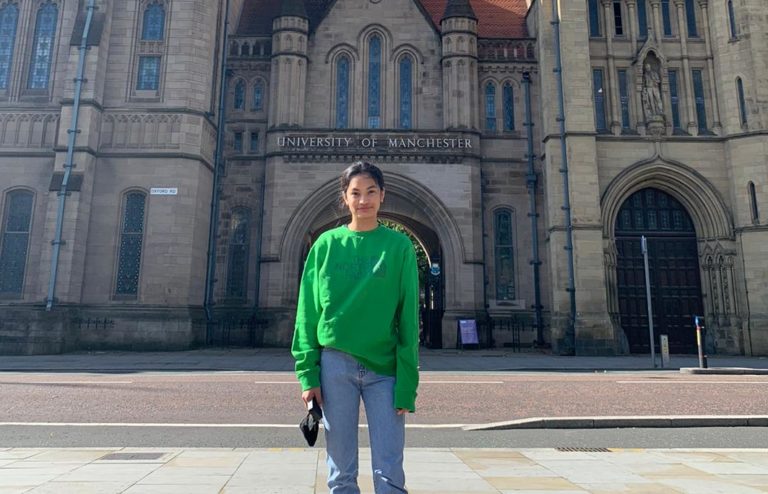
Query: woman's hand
xmin=396 ymin=409 xmax=408 ymax=416
xmin=302 ymin=387 xmax=323 ymax=407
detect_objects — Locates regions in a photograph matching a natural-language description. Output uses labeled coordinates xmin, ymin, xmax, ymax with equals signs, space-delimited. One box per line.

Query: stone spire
xmin=280 ymin=0 xmax=308 ymax=18
xmin=442 ymin=0 xmax=476 ymax=21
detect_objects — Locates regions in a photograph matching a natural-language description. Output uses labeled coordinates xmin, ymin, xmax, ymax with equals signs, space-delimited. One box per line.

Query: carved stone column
xmin=673 ymin=0 xmax=698 ymax=134
xmin=626 ymin=0 xmax=638 ymax=52
xmin=601 ymin=0 xmax=621 ymax=134
xmin=698 ymin=0 xmax=722 ymax=133
xmin=648 ymin=0 xmax=663 ymax=43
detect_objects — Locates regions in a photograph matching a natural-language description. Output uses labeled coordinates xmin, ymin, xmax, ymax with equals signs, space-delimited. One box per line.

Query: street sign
xmin=458 ymin=319 xmax=479 ymax=346
xmin=151 ymin=188 xmax=178 ymax=195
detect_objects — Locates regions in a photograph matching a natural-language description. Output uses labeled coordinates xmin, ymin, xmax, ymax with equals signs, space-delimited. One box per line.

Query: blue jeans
xmin=320 ymin=348 xmax=407 ymax=494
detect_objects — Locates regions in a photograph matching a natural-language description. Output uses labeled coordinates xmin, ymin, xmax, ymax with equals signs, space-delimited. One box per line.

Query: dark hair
xmin=340 ymin=161 xmax=385 ymax=194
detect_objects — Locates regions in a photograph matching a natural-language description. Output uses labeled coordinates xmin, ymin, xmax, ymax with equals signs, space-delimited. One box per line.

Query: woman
xmin=292 ymin=161 xmax=420 ymax=493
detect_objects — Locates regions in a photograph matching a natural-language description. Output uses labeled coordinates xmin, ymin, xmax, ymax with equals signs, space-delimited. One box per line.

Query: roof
xmin=236 ymin=0 xmax=529 ymax=39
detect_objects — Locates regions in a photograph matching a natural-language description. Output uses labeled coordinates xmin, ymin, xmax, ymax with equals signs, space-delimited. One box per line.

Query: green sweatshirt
xmin=291 ymin=224 xmax=420 ymax=412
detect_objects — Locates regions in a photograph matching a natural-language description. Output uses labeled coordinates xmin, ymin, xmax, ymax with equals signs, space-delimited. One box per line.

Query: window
xmin=669 ymin=69 xmax=682 ymax=130
xmin=618 ymin=69 xmax=631 ymax=130
xmin=250 ymin=131 xmax=259 ymax=153
xmin=137 ymin=56 xmax=160 ymax=90
xmin=692 ymin=69 xmax=707 ymax=132
xmin=399 ymin=56 xmax=412 ymax=129
xmin=0 ymin=190 xmax=33 ymax=296
xmin=233 ymin=131 xmax=243 ymax=152
xmin=0 ymin=3 xmax=19 ymax=90
xmin=685 ymin=0 xmax=698 ymax=37
xmin=115 ymin=192 xmax=146 ymax=296
xmin=335 ymin=55 xmax=349 ymax=129
xmin=727 ymin=0 xmax=738 ymax=38
xmin=749 ymin=182 xmax=759 ymax=224
xmin=252 ymin=80 xmax=264 ymax=111
xmin=737 ymin=77 xmax=747 ymax=126
xmin=226 ymin=208 xmax=251 ymax=298
xmin=661 ymin=0 xmax=673 ymax=36
xmin=503 ymin=82 xmax=514 ymax=131
xmin=234 ymin=80 xmax=245 ymax=110
xmin=613 ymin=1 xmax=624 ymax=36
xmin=367 ymin=35 xmax=382 ymax=128
xmin=28 ymin=2 xmax=58 ymax=90
xmin=141 ymin=2 xmax=165 ymax=41
xmin=593 ymin=69 xmax=607 ymax=132
xmin=588 ymin=0 xmax=601 ymax=37
xmin=494 ymin=209 xmax=515 ymax=301
xmin=485 ymin=82 xmax=496 ymax=131
xmin=637 ymin=0 xmax=648 ymax=39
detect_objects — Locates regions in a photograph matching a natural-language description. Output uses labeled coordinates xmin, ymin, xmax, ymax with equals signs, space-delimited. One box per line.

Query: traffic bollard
xmin=694 ymin=316 xmax=708 ymax=369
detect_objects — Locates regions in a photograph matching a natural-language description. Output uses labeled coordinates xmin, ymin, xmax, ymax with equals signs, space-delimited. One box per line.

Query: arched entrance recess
xmin=602 ymin=159 xmax=736 ymax=354
xmin=279 ymin=173 xmax=465 ymax=347
xmin=615 ymin=188 xmax=703 ymax=353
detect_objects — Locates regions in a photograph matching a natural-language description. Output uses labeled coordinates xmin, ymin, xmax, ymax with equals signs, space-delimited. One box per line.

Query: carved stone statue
xmin=642 ymin=63 xmax=664 ymax=120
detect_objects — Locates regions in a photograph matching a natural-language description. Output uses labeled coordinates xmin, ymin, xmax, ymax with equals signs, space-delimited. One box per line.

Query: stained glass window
xmin=588 ymin=0 xmax=601 ymax=37
xmin=336 ymin=55 xmax=349 ymax=129
xmin=593 ymin=69 xmax=607 ymax=131
xmin=137 ymin=56 xmax=160 ymax=90
xmin=28 ymin=2 xmax=57 ymax=90
xmin=685 ymin=0 xmax=697 ymax=37
xmin=226 ymin=208 xmax=250 ymax=298
xmin=618 ymin=69 xmax=630 ymax=130
xmin=399 ymin=56 xmax=412 ymax=129
xmin=115 ymin=192 xmax=146 ymax=296
xmin=661 ymin=0 xmax=673 ymax=36
xmin=368 ymin=35 xmax=381 ymax=128
xmin=253 ymin=80 xmax=264 ymax=111
xmin=0 ymin=3 xmax=19 ymax=90
xmin=692 ymin=69 xmax=707 ymax=132
xmin=616 ymin=189 xmax=694 ymax=234
xmin=728 ymin=0 xmax=737 ymax=38
xmin=669 ymin=70 xmax=681 ymax=130
xmin=142 ymin=2 xmax=165 ymax=41
xmin=485 ymin=82 xmax=496 ymax=131
xmin=737 ymin=77 xmax=747 ymax=126
xmin=234 ymin=80 xmax=245 ymax=110
xmin=503 ymin=83 xmax=514 ymax=131
xmin=637 ymin=0 xmax=648 ymax=39
xmin=0 ymin=190 xmax=33 ymax=295
xmin=494 ymin=209 xmax=515 ymax=301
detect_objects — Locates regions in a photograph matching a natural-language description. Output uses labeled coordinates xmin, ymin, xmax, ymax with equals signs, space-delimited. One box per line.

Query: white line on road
xmin=617 ymin=380 xmax=768 ymax=384
xmin=0 ymin=381 xmax=134 ymax=385
xmin=0 ymin=422 xmax=466 ymax=429
xmin=251 ymin=381 xmax=505 ymax=384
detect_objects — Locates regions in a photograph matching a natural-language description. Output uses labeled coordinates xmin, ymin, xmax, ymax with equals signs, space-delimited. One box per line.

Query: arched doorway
xmin=302 ymin=213 xmax=443 ymax=349
xmin=615 ymin=188 xmax=704 ymax=353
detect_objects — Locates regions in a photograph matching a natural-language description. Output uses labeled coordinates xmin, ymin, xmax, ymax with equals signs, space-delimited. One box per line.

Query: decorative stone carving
xmin=642 ymin=63 xmax=664 ymax=120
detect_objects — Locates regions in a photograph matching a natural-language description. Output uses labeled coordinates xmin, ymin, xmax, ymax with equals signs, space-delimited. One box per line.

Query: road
xmin=1 ymin=370 xmax=766 ymax=448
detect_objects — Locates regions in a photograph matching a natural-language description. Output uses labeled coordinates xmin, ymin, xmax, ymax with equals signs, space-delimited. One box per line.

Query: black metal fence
xmin=197 ymin=314 xmax=267 ymax=347
xmin=481 ymin=313 xmax=538 ymax=351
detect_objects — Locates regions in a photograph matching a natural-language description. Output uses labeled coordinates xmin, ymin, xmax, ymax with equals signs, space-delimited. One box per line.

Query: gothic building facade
xmin=0 ymin=0 xmax=766 ymax=356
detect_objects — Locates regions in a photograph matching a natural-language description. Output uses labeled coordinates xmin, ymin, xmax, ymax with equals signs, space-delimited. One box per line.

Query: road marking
xmin=617 ymin=380 xmax=768 ymax=384
xmin=252 ymin=381 xmax=504 ymax=384
xmin=0 ymin=381 xmax=134 ymax=385
xmin=0 ymin=422 xmax=465 ymax=429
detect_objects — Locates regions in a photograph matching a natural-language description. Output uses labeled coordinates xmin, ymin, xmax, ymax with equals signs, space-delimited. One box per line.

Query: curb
xmin=680 ymin=367 xmax=768 ymax=375
xmin=463 ymin=415 xmax=768 ymax=431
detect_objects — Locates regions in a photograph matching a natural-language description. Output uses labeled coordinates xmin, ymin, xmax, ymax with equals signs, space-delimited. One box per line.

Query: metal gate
xmin=615 ymin=188 xmax=703 ymax=354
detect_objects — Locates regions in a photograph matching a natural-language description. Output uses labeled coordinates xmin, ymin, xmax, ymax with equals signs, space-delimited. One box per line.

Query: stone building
xmin=0 ymin=0 xmax=766 ymax=356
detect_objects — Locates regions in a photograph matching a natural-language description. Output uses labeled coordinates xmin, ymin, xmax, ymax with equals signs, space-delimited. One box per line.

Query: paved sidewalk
xmin=1 ymin=447 xmax=768 ymax=493
xmin=1 ymin=348 xmax=767 ymax=373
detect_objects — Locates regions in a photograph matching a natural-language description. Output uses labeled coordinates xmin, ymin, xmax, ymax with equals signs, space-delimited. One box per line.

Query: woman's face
xmin=343 ymin=174 xmax=385 ymax=222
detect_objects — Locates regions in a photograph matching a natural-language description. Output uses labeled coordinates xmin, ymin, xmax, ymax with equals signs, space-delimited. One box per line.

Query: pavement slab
xmin=1 ymin=448 xmax=767 ymax=493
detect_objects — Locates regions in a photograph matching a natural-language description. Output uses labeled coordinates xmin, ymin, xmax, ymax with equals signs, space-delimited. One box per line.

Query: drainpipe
xmin=550 ymin=0 xmax=577 ymax=354
xmin=522 ymin=72 xmax=544 ymax=346
xmin=204 ymin=0 xmax=231 ymax=341
xmin=45 ymin=0 xmax=97 ymax=311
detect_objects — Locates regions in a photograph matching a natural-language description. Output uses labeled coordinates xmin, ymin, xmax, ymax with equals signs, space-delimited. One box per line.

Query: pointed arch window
xmin=0 ymin=3 xmax=19 ymax=90
xmin=368 ymin=35 xmax=382 ymax=128
xmin=494 ymin=209 xmax=515 ymax=301
xmin=115 ymin=192 xmax=146 ymax=297
xmin=588 ymin=0 xmax=601 ymax=37
xmin=749 ymin=182 xmax=759 ymax=224
xmin=252 ymin=80 xmax=264 ymax=111
xmin=335 ymin=55 xmax=350 ymax=129
xmin=736 ymin=77 xmax=747 ymax=127
xmin=637 ymin=0 xmax=649 ymax=39
xmin=226 ymin=208 xmax=251 ymax=298
xmin=142 ymin=2 xmax=165 ymax=41
xmin=727 ymin=0 xmax=737 ymax=38
xmin=234 ymin=80 xmax=245 ymax=110
xmin=661 ymin=0 xmax=673 ymax=36
xmin=485 ymin=82 xmax=496 ymax=131
xmin=399 ymin=55 xmax=413 ymax=129
xmin=0 ymin=190 xmax=33 ymax=296
xmin=684 ymin=0 xmax=698 ymax=37
xmin=503 ymin=82 xmax=514 ymax=131
xmin=28 ymin=2 xmax=58 ymax=90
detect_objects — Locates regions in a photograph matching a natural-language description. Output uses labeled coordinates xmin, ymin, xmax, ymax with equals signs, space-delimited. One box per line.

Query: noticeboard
xmin=458 ymin=319 xmax=479 ymax=346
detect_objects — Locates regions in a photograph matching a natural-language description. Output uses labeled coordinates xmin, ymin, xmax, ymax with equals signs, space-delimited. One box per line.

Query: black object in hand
xmin=299 ymin=399 xmax=323 ymax=447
